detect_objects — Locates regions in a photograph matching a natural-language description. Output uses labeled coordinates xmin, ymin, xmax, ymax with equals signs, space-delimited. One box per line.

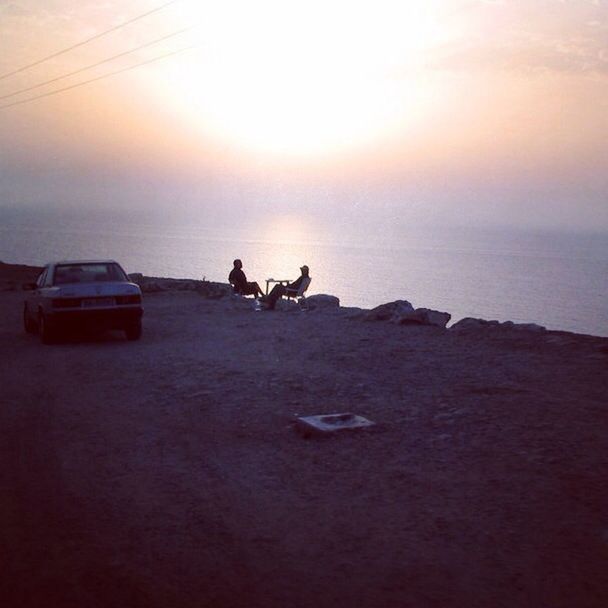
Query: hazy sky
xmin=1 ymin=0 xmax=607 ymax=233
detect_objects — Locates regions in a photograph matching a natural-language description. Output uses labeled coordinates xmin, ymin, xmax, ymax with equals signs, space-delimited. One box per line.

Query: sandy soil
xmin=1 ymin=264 xmax=607 ymax=607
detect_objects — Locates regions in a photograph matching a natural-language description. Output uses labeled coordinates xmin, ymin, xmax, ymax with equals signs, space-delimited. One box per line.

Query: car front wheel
xmin=125 ymin=321 xmax=142 ymax=341
xmin=23 ymin=305 xmax=37 ymax=334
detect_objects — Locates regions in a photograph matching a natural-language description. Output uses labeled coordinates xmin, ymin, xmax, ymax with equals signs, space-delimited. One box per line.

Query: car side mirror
xmin=22 ymin=282 xmax=37 ymax=291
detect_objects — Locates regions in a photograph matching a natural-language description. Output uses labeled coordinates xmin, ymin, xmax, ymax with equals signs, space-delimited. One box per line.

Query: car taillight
xmin=116 ymin=294 xmax=142 ymax=305
xmin=52 ymin=298 xmax=81 ymax=308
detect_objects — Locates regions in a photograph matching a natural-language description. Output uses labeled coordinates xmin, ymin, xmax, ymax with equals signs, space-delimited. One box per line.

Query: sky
xmin=0 ymin=0 xmax=607 ymax=235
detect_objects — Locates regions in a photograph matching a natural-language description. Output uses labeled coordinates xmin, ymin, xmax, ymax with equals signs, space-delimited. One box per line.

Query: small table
xmin=265 ymin=279 xmax=290 ymax=295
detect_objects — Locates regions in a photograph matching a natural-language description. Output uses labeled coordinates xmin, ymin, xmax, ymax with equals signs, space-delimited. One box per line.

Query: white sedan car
xmin=23 ymin=260 xmax=144 ymax=343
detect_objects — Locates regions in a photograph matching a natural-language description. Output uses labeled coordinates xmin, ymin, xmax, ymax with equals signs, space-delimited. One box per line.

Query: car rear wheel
xmin=23 ymin=305 xmax=37 ymax=334
xmin=39 ymin=312 xmax=56 ymax=344
xmin=125 ymin=321 xmax=142 ymax=341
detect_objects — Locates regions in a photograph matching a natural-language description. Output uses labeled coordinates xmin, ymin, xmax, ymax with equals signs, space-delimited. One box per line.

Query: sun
xmin=152 ymin=0 xmax=450 ymax=158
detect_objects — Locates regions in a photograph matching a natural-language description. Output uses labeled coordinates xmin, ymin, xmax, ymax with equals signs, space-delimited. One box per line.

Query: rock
xmin=305 ymin=294 xmax=340 ymax=310
xmin=450 ymin=317 xmax=500 ymax=331
xmin=364 ymin=300 xmax=449 ymax=327
xmin=340 ymin=307 xmax=365 ymax=319
xmin=140 ymin=281 xmax=164 ymax=293
xmin=508 ymin=322 xmax=546 ymax=333
xmin=275 ymin=298 xmax=301 ymax=311
xmin=365 ymin=300 xmax=414 ymax=321
xmin=420 ymin=308 xmax=451 ymax=328
xmin=128 ymin=273 xmax=231 ymax=298
xmin=177 ymin=280 xmax=197 ymax=291
xmin=394 ymin=307 xmax=451 ymax=328
xmin=450 ymin=317 xmax=546 ymax=332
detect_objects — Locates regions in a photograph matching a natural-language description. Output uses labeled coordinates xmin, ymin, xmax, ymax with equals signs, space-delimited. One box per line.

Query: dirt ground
xmin=1 ymin=269 xmax=607 ymax=607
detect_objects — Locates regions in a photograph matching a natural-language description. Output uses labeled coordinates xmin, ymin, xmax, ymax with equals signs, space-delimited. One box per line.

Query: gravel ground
xmin=1 ymin=274 xmax=607 ymax=608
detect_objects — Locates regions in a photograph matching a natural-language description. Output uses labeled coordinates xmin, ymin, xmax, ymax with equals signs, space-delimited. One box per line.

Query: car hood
xmin=48 ymin=281 xmax=142 ymax=297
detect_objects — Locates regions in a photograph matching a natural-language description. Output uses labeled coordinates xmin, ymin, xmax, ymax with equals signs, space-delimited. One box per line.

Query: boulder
xmin=305 ymin=294 xmax=340 ymax=310
xmin=394 ymin=307 xmax=451 ymax=328
xmin=450 ymin=317 xmax=546 ymax=332
xmin=365 ymin=300 xmax=414 ymax=321
xmin=275 ymin=298 xmax=301 ymax=312
xmin=450 ymin=317 xmax=500 ymax=331
xmin=502 ymin=321 xmax=546 ymax=333
xmin=340 ymin=307 xmax=365 ymax=319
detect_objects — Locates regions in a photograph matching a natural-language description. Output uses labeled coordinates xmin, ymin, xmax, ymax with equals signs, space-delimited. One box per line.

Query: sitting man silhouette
xmin=228 ymin=259 xmax=264 ymax=298
xmin=263 ymin=265 xmax=311 ymax=310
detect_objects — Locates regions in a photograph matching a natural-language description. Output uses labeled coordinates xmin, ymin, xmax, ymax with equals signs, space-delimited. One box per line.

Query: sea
xmin=1 ymin=207 xmax=607 ymax=337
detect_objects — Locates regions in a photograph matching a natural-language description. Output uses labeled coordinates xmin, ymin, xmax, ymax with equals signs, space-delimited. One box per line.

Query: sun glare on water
xmin=156 ymin=0 xmax=450 ymax=158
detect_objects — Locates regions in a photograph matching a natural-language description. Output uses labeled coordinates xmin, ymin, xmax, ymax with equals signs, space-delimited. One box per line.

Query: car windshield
xmin=53 ymin=263 xmax=128 ymax=285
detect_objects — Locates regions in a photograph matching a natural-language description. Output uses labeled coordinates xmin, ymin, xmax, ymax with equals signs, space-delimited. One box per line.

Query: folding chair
xmin=284 ymin=276 xmax=311 ymax=305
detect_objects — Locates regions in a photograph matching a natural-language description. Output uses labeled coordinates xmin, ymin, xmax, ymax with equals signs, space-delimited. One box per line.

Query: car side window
xmin=36 ymin=268 xmax=48 ymax=288
xmin=43 ymin=269 xmax=54 ymax=286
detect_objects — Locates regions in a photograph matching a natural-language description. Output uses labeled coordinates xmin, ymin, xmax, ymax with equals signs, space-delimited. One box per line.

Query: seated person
xmin=263 ymin=265 xmax=310 ymax=310
xmin=228 ymin=259 xmax=264 ymax=298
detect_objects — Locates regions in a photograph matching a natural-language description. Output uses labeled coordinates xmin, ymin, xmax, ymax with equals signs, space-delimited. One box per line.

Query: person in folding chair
xmin=228 ymin=259 xmax=264 ymax=299
xmin=263 ymin=265 xmax=311 ymax=310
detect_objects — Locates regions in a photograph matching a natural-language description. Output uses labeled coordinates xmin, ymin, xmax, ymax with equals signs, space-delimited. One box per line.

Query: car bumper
xmin=47 ymin=306 xmax=143 ymax=330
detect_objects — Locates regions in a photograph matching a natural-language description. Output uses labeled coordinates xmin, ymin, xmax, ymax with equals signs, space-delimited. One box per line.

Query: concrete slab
xmin=295 ymin=412 xmax=375 ymax=437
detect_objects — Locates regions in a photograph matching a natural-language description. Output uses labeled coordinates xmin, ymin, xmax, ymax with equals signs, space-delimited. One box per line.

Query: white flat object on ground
xmin=295 ymin=413 xmax=375 ymax=437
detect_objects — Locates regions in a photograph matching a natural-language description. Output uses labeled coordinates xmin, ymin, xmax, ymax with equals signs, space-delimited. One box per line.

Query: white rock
xmin=365 ymin=300 xmax=414 ymax=321
xmin=421 ymin=308 xmax=452 ymax=327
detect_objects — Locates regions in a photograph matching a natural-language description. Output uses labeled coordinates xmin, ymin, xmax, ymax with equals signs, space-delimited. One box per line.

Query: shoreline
xmin=2 ymin=260 xmax=605 ymax=340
